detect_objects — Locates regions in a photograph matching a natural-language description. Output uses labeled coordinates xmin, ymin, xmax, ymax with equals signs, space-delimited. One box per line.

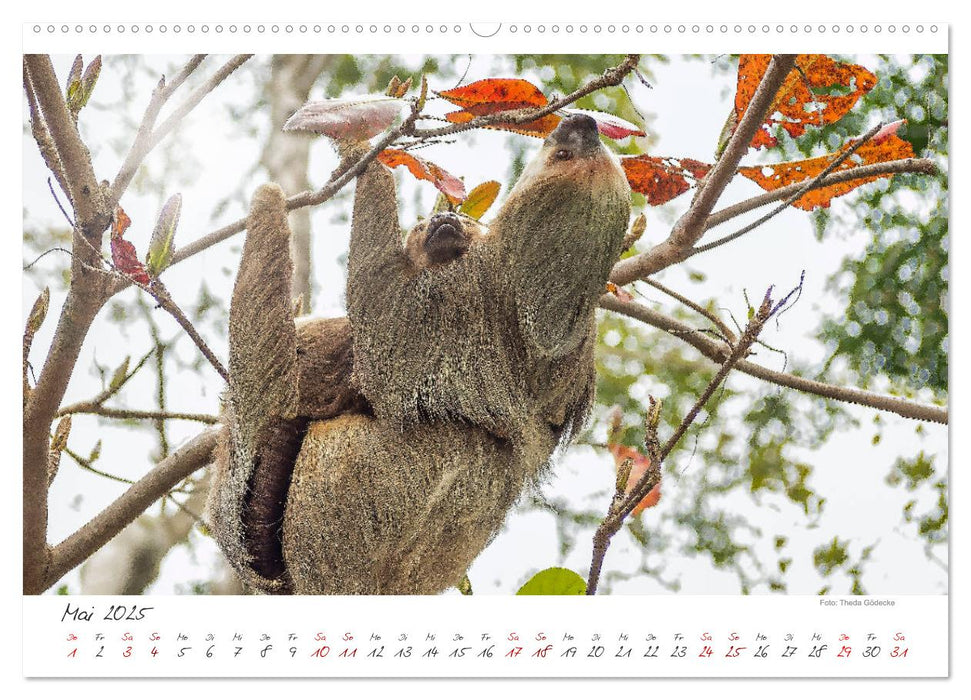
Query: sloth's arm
xmin=228 ymin=184 xmax=300 ymax=449
xmin=346 ymin=160 xmax=405 ymax=297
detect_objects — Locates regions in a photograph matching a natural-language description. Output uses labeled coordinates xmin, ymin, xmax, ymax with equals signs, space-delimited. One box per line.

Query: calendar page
xmin=19 ymin=14 xmax=950 ymax=683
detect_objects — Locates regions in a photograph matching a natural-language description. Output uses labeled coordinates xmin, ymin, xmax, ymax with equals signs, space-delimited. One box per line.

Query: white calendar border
xmin=9 ymin=0 xmax=959 ymax=693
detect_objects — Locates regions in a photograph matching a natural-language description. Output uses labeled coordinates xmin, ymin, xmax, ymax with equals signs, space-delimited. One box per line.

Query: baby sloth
xmin=207 ymin=114 xmax=631 ymax=594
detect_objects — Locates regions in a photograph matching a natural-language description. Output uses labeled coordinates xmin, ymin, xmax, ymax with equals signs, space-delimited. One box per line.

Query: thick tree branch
xmin=23 ymin=55 xmax=116 ymax=594
xmin=23 ymin=55 xmax=107 ymax=224
xmin=45 ymin=428 xmax=219 ymax=592
xmin=610 ymin=55 xmax=798 ymax=286
xmin=600 ymin=295 xmax=948 ymax=425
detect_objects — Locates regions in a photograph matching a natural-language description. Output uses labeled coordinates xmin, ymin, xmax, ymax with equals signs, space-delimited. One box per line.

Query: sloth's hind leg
xmin=208 ymin=183 xmax=301 ymax=593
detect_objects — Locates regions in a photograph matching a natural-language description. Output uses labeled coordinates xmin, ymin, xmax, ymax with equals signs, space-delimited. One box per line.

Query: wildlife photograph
xmin=22 ymin=53 xmax=948 ymax=597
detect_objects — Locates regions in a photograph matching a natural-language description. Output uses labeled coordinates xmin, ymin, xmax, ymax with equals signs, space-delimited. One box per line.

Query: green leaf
xmin=516 ymin=567 xmax=586 ymax=595
xmin=147 ymin=194 xmax=182 ymax=277
xmin=108 ymin=356 xmax=131 ymax=393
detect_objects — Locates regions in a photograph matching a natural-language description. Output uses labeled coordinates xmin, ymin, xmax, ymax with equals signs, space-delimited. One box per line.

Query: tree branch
xmin=108 ymin=54 xmax=207 ymax=205
xmin=107 ymin=54 xmax=644 ymax=293
xmin=703 ymin=157 xmax=939 ymax=233
xmin=23 ymin=55 xmax=107 ymax=225
xmin=44 ymin=428 xmax=219 ymax=592
xmin=23 ymin=54 xmax=115 ymax=594
xmin=23 ymin=58 xmax=70 ymax=202
xmin=610 ymin=54 xmax=798 ymax=286
xmin=60 ymin=406 xmax=218 ymax=425
xmin=600 ymin=295 xmax=948 ymax=425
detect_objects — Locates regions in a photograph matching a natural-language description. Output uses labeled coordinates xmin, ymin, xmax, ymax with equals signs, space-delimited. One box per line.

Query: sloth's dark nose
xmin=560 ymin=113 xmax=598 ymax=134
xmin=548 ymin=114 xmax=600 ymax=152
xmin=428 ymin=212 xmax=461 ymax=234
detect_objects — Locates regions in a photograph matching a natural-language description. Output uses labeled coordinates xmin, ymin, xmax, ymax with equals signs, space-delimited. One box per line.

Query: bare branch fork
xmin=587 ymin=285 xmax=796 ymax=595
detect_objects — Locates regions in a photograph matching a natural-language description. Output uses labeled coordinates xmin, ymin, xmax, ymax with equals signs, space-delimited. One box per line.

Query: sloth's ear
xmin=228 ymin=183 xmax=300 ymax=450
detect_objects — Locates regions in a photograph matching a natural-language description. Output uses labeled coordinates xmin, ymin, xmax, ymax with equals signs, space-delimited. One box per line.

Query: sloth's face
xmin=422 ymin=212 xmax=471 ymax=265
xmin=405 ymin=211 xmax=487 ymax=269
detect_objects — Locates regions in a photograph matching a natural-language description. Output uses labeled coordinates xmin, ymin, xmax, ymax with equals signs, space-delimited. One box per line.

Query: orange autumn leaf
xmin=734 ymin=54 xmax=877 ymax=150
xmin=438 ymin=77 xmax=562 ymax=138
xmin=377 ymin=148 xmax=467 ymax=204
xmin=438 ymin=78 xmax=548 ymax=109
xmin=444 ymin=107 xmax=561 ymax=139
xmin=738 ymin=120 xmax=915 ymax=210
xmin=621 ymin=155 xmax=712 ymax=206
xmin=111 ymin=205 xmax=131 ymax=239
xmin=610 ymin=444 xmax=661 ymax=516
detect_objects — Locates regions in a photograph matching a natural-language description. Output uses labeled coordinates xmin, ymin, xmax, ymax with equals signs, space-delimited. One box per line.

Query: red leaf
xmin=377 ymin=148 xmax=467 ymax=204
xmin=111 ymin=238 xmax=150 ymax=285
xmin=437 ymin=78 xmax=548 ymax=109
xmin=109 ymin=205 xmax=150 ymax=284
xmin=621 ymin=155 xmax=712 ymax=205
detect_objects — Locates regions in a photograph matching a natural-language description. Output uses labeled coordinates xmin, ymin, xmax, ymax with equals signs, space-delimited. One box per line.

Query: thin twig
xmin=56 ymin=347 xmax=155 ymax=417
xmin=588 ymin=285 xmax=788 ymax=595
xmin=703 ymin=157 xmax=939 ymax=232
xmin=109 ymin=54 xmax=207 ymax=205
xmin=149 ymin=282 xmax=229 ymax=382
xmin=641 ymin=278 xmax=736 ymax=343
xmin=72 ymin=230 xmax=230 ymax=382
xmin=600 ymin=294 xmax=948 ymax=425
xmin=59 ymin=406 xmax=218 ymax=425
xmin=64 ymin=446 xmax=136 ymax=485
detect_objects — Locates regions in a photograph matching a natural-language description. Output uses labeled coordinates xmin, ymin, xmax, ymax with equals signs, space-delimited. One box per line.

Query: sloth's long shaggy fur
xmin=207 ymin=115 xmax=631 ymax=594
